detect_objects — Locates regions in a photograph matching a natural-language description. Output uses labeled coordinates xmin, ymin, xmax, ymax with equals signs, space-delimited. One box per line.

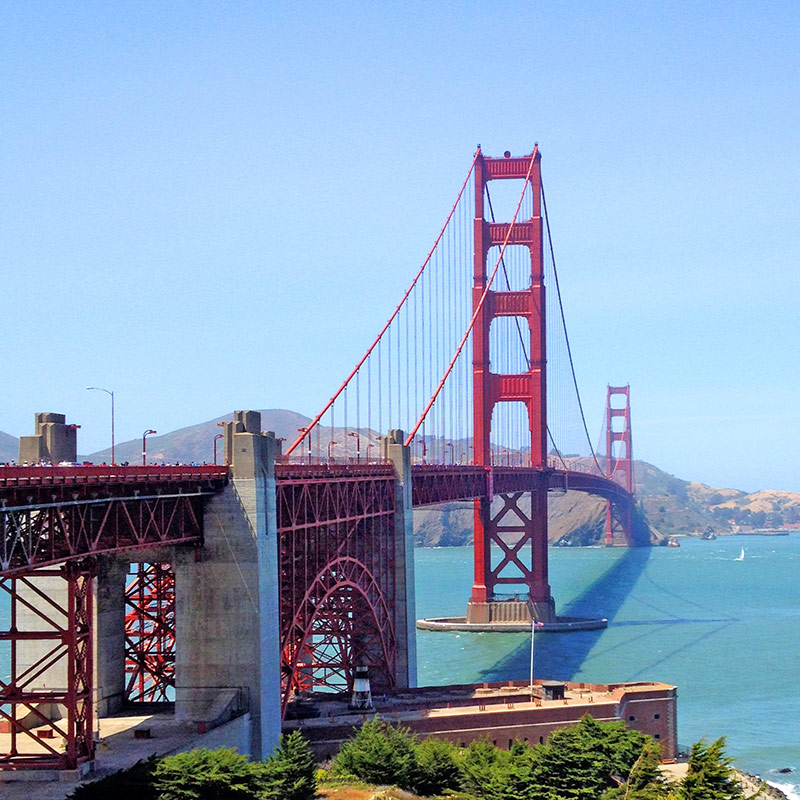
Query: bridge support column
xmin=382 ymin=429 xmax=417 ymax=689
xmin=175 ymin=411 xmax=281 ymax=760
xmin=95 ymin=557 xmax=128 ymax=716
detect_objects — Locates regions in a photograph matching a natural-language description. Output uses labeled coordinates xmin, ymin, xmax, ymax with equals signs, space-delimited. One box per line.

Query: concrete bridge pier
xmin=382 ymin=429 xmax=418 ymax=689
xmin=173 ymin=411 xmax=281 ymax=760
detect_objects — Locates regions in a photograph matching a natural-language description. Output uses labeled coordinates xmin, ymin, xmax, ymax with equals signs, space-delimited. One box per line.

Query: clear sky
xmin=2 ymin=1 xmax=798 ymax=492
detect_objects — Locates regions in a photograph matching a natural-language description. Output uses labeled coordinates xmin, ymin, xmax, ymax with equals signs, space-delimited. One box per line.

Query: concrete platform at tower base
xmin=0 ymin=709 xmax=250 ymax=799
xmin=416 ymin=615 xmax=608 ymax=632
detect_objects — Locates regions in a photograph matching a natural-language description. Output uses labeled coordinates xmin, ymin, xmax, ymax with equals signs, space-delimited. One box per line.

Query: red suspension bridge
xmin=0 ymin=146 xmax=639 ymax=773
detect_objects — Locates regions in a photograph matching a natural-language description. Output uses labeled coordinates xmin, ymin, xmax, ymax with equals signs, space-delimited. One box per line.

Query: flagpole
xmin=529 ymin=616 xmax=535 ymax=699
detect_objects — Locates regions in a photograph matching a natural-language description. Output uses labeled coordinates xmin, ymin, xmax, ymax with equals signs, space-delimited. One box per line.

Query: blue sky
xmin=2 ymin=1 xmax=798 ymax=491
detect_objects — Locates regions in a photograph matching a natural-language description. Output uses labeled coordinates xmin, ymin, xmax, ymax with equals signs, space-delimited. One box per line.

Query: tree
xmin=458 ymin=738 xmax=511 ymax=798
xmin=152 ymin=747 xmax=263 ymax=800
xmin=677 ymin=738 xmax=744 ymax=800
xmin=526 ymin=715 xmax=651 ymax=799
xmin=261 ymin=730 xmax=316 ymax=800
xmin=412 ymin=735 xmax=461 ymax=797
xmin=602 ymin=739 xmax=676 ymax=799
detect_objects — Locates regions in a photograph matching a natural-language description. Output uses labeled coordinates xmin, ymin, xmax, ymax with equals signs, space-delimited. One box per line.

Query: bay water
xmin=415 ymin=534 xmax=800 ymax=797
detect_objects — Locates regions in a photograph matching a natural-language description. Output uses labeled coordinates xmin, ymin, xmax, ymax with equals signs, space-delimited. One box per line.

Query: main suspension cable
xmin=541 ymin=176 xmax=605 ymax=475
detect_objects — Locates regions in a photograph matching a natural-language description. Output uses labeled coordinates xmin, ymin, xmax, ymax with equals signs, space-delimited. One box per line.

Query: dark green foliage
xmin=412 ymin=735 xmax=462 ymax=796
xmin=152 ymin=747 xmax=264 ymax=800
xmin=331 ymin=717 xmax=420 ymax=788
xmin=523 ymin=715 xmax=650 ymax=799
xmin=602 ymin=739 xmax=675 ymax=799
xmin=68 ymin=756 xmax=158 ymax=800
xmin=458 ymin=738 xmax=511 ymax=798
xmin=261 ymin=730 xmax=317 ymax=800
xmin=481 ymin=740 xmax=541 ymax=800
xmin=677 ymin=738 xmax=743 ymax=800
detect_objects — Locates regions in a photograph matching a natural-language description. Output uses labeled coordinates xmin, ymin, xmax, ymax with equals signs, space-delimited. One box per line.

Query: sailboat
xmin=734 ymin=547 xmax=745 ymax=562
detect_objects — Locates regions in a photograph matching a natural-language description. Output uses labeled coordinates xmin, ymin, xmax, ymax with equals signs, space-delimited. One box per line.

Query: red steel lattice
xmin=124 ymin=563 xmax=176 ymax=703
xmin=276 ymin=464 xmax=398 ymax=716
xmin=0 ymin=562 xmax=95 ymax=770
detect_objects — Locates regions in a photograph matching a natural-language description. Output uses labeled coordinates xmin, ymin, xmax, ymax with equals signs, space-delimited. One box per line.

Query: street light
xmin=86 ymin=386 xmax=115 ymax=465
xmin=142 ymin=429 xmax=157 ymax=466
xmin=445 ymin=442 xmax=454 ymax=464
xmin=348 ymin=431 xmax=361 ymax=463
xmin=298 ymin=428 xmax=311 ymax=463
xmin=213 ymin=433 xmax=224 ymax=465
xmin=415 ymin=437 xmax=427 ymax=463
xmin=327 ymin=440 xmax=337 ymax=461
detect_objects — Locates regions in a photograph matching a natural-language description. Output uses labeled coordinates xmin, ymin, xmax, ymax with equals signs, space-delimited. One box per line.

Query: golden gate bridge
xmin=0 ymin=146 xmax=637 ymax=772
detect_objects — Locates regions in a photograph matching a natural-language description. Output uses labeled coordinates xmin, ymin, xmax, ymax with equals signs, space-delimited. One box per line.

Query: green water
xmin=415 ymin=536 xmax=800 ymax=795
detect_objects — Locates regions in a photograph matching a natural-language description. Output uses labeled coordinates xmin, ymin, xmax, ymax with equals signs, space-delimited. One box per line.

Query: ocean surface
xmin=415 ymin=535 xmax=800 ymax=798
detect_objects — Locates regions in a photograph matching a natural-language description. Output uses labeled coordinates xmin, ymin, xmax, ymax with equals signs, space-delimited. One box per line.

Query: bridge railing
xmin=0 ymin=464 xmax=230 ymax=487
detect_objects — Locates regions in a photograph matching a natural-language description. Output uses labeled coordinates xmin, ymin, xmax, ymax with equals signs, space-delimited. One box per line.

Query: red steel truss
xmin=0 ymin=480 xmax=225 ymax=576
xmin=604 ymin=385 xmax=634 ymax=545
xmin=275 ymin=464 xmax=398 ymax=716
xmin=124 ymin=563 xmax=176 ymax=703
xmin=0 ymin=562 xmax=95 ymax=770
xmin=470 ymin=149 xmax=551 ymax=613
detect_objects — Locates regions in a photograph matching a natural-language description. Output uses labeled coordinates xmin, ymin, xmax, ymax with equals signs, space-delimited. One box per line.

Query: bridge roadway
xmin=0 ymin=463 xmax=631 ymax=577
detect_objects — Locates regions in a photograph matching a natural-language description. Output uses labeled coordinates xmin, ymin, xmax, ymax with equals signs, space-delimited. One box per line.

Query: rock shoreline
xmin=735 ymin=769 xmax=790 ymax=799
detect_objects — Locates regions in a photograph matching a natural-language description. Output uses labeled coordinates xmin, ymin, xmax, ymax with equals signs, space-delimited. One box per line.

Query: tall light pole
xmin=348 ymin=431 xmax=361 ymax=463
xmin=327 ymin=440 xmax=337 ymax=461
xmin=86 ymin=386 xmax=115 ymax=465
xmin=213 ymin=433 xmax=224 ymax=465
xmin=142 ymin=429 xmax=157 ymax=466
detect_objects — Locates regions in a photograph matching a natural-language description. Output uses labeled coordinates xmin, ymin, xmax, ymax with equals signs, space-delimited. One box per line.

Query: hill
xmin=0 ymin=431 xmax=18 ymax=463
xmin=83 ymin=409 xmax=313 ymax=465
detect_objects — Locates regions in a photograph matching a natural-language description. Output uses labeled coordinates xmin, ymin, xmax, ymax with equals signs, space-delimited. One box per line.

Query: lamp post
xmin=298 ymin=428 xmax=311 ymax=463
xmin=327 ymin=440 xmax=337 ymax=462
xmin=415 ymin=437 xmax=427 ymax=463
xmin=213 ymin=433 xmax=224 ymax=465
xmin=86 ymin=386 xmax=115 ymax=465
xmin=348 ymin=431 xmax=361 ymax=463
xmin=445 ymin=442 xmax=454 ymax=465
xmin=142 ymin=429 xmax=157 ymax=466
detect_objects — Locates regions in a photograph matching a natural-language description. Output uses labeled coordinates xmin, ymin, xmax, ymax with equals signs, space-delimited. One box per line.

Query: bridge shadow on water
xmin=478 ymin=547 xmax=654 ymax=683
xmin=478 ymin=546 xmax=740 ymax=684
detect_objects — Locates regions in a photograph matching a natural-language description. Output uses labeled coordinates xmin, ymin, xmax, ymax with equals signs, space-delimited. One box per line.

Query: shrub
xmin=331 ymin=717 xmax=419 ymax=789
xmin=69 ymin=757 xmax=157 ymax=800
xmin=152 ymin=747 xmax=263 ymax=800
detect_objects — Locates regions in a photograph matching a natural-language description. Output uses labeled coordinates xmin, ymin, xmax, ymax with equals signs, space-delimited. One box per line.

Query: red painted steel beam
xmin=275 ymin=467 xmax=398 ymax=717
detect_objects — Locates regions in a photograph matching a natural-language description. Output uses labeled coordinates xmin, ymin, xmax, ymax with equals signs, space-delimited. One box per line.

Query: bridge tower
xmin=604 ymin=385 xmax=634 ymax=545
xmin=467 ymin=148 xmax=555 ymax=624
